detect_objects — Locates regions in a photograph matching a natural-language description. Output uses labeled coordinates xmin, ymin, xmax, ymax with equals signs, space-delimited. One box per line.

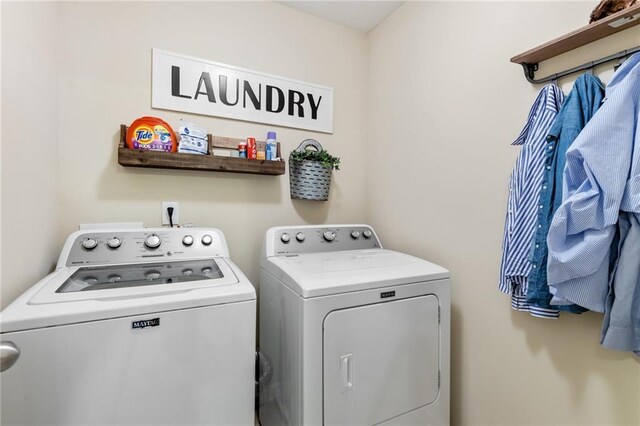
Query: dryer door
xmin=323 ymin=295 xmax=440 ymax=426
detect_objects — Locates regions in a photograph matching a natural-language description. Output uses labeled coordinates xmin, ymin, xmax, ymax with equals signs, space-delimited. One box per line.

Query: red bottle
xmin=247 ymin=137 xmax=257 ymax=159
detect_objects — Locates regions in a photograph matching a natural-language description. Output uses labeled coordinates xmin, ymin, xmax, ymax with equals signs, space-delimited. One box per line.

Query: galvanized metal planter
xmin=289 ymin=139 xmax=333 ymax=201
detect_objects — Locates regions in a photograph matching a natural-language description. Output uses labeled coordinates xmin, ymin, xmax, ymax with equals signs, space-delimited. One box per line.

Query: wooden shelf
xmin=117 ymin=125 xmax=285 ymax=176
xmin=511 ymin=4 xmax=640 ymax=65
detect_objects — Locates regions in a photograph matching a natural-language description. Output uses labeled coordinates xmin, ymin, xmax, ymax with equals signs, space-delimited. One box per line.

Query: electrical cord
xmin=167 ymin=207 xmax=174 ymax=228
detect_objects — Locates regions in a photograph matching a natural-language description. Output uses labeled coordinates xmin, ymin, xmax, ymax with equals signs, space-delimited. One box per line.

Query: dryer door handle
xmin=0 ymin=341 xmax=20 ymax=372
xmin=340 ymin=353 xmax=353 ymax=392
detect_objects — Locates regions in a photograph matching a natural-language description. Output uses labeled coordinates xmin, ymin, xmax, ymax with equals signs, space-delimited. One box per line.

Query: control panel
xmin=271 ymin=225 xmax=381 ymax=256
xmin=62 ymin=228 xmax=228 ymax=267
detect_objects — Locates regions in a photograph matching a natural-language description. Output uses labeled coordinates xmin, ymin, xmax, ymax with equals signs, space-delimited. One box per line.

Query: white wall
xmin=1 ymin=1 xmax=368 ymax=308
xmin=367 ymin=2 xmax=640 ymax=425
xmin=1 ymin=1 xmax=61 ymax=307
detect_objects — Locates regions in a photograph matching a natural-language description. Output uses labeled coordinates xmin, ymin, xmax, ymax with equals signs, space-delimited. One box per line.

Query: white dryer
xmin=0 ymin=227 xmax=256 ymax=426
xmin=258 ymin=224 xmax=450 ymax=426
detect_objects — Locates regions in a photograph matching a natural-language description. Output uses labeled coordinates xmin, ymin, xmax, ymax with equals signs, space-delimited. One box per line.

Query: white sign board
xmin=152 ymin=49 xmax=334 ymax=133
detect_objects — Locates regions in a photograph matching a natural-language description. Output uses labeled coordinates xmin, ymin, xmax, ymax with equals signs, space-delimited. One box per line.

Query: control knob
xmin=296 ymin=232 xmax=306 ymax=242
xmin=82 ymin=238 xmax=98 ymax=250
xmin=182 ymin=235 xmax=194 ymax=246
xmin=323 ymin=231 xmax=336 ymax=242
xmin=281 ymin=233 xmax=291 ymax=243
xmin=363 ymin=230 xmax=373 ymax=239
xmin=201 ymin=235 xmax=213 ymax=246
xmin=144 ymin=234 xmax=162 ymax=249
xmin=107 ymin=237 xmax=121 ymax=249
xmin=145 ymin=270 xmax=161 ymax=280
xmin=350 ymin=231 xmax=360 ymax=239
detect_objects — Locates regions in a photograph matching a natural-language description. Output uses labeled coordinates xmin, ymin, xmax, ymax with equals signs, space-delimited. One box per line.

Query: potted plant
xmin=289 ymin=139 xmax=340 ymax=201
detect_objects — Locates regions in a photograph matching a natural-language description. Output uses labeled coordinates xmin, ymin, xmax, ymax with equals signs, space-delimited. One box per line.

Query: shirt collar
xmin=512 ymin=84 xmax=563 ymax=146
xmin=606 ymin=52 xmax=640 ymax=97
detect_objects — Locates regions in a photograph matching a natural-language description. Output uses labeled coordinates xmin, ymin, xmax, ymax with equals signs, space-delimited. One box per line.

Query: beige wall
xmin=2 ymin=1 xmax=639 ymax=424
xmin=1 ymin=1 xmax=368 ymax=308
xmin=367 ymin=1 xmax=640 ymax=425
xmin=1 ymin=1 xmax=62 ymax=307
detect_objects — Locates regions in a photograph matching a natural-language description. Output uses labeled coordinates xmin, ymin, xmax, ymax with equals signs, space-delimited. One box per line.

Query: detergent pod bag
xmin=126 ymin=117 xmax=177 ymax=152
xmin=177 ymin=121 xmax=208 ymax=155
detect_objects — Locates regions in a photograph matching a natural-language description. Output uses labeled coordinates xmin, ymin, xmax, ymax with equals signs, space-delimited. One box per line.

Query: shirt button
xmin=543 ymin=185 xmax=547 ymax=190
xmin=536 ymin=244 xmax=539 ymax=248
xmin=539 ymin=225 xmax=542 ymax=228
xmin=546 ymin=166 xmax=551 ymax=170
xmin=548 ymin=146 xmax=554 ymax=150
xmin=533 ymin=265 xmax=537 ymax=268
xmin=539 ymin=205 xmax=543 ymax=208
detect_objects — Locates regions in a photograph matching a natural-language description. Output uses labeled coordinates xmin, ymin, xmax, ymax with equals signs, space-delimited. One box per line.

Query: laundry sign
xmin=152 ymin=49 xmax=334 ymax=133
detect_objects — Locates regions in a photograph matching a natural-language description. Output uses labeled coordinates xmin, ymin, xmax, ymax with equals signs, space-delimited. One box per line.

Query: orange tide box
xmin=126 ymin=117 xmax=177 ymax=152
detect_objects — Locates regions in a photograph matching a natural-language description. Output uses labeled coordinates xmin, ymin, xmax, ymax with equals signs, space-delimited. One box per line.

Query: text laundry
xmin=171 ymin=66 xmax=322 ymax=119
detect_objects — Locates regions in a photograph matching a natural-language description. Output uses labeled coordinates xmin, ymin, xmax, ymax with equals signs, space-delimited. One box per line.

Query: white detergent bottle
xmin=266 ymin=131 xmax=277 ymax=160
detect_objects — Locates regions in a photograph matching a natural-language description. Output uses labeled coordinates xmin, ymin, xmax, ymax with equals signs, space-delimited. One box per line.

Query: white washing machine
xmin=258 ymin=224 xmax=450 ymax=426
xmin=0 ymin=226 xmax=256 ymax=426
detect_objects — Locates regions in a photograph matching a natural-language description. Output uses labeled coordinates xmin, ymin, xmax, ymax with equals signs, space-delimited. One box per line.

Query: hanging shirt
xmin=547 ymin=53 xmax=640 ymax=321
xmin=602 ymin=212 xmax=640 ymax=355
xmin=526 ymin=74 xmax=605 ymax=314
xmin=499 ymin=84 xmax=564 ymax=319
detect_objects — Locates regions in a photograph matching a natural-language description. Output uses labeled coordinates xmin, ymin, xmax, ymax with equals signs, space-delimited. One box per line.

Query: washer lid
xmin=30 ymin=258 xmax=239 ymax=304
xmin=1 ymin=258 xmax=255 ymax=333
xmin=262 ymin=249 xmax=449 ymax=298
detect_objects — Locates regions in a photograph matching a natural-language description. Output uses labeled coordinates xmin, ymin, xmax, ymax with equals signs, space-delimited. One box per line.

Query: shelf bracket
xmin=521 ymin=45 xmax=640 ymax=84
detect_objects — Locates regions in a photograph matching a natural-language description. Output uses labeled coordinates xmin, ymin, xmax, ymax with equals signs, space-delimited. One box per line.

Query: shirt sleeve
xmin=546 ymin=77 xmax=639 ymax=312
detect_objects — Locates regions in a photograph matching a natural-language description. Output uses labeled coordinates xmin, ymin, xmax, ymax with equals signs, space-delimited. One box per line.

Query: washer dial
xmin=201 ymin=234 xmax=213 ymax=246
xmin=281 ymin=233 xmax=291 ymax=243
xmin=363 ymin=230 xmax=373 ymax=239
xmin=350 ymin=231 xmax=360 ymax=239
xmin=107 ymin=237 xmax=121 ymax=249
xmin=182 ymin=235 xmax=194 ymax=246
xmin=144 ymin=234 xmax=162 ymax=249
xmin=323 ymin=231 xmax=336 ymax=242
xmin=82 ymin=238 xmax=98 ymax=250
xmin=296 ymin=232 xmax=306 ymax=242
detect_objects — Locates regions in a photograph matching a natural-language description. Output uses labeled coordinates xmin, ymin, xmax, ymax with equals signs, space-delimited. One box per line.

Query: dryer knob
xmin=201 ymin=234 xmax=213 ymax=246
xmin=107 ymin=237 xmax=121 ymax=249
xmin=296 ymin=232 xmax=306 ymax=242
xmin=82 ymin=238 xmax=98 ymax=250
xmin=280 ymin=233 xmax=291 ymax=243
xmin=144 ymin=234 xmax=162 ymax=249
xmin=363 ymin=230 xmax=373 ymax=239
xmin=182 ymin=235 xmax=194 ymax=246
xmin=323 ymin=231 xmax=336 ymax=242
xmin=350 ymin=231 xmax=361 ymax=239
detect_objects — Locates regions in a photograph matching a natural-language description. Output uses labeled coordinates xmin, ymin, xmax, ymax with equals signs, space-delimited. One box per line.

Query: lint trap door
xmin=323 ymin=295 xmax=440 ymax=425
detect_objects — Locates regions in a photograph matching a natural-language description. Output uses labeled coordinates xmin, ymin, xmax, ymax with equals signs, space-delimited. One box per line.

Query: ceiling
xmin=277 ymin=1 xmax=405 ymax=33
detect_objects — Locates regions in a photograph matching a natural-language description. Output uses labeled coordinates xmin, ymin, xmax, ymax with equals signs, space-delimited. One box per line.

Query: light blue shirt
xmin=547 ymin=52 xmax=640 ymax=315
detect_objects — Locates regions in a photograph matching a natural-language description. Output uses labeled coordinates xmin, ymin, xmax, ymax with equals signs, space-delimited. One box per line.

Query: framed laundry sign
xmin=152 ymin=49 xmax=334 ymax=134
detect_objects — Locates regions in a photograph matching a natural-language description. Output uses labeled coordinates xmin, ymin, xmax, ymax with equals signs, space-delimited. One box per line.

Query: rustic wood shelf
xmin=117 ymin=125 xmax=285 ymax=176
xmin=511 ymin=4 xmax=640 ymax=83
xmin=511 ymin=4 xmax=640 ymax=65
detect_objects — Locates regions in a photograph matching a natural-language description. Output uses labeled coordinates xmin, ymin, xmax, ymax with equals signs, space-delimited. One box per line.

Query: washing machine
xmin=0 ymin=226 xmax=256 ymax=426
xmin=258 ymin=224 xmax=450 ymax=426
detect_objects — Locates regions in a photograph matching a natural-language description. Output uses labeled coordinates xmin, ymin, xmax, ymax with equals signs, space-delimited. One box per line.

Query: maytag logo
xmin=380 ymin=291 xmax=396 ymax=299
xmin=132 ymin=318 xmax=160 ymax=330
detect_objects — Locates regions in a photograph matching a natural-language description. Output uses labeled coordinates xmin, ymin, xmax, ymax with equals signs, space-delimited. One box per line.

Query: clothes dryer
xmin=258 ymin=224 xmax=450 ymax=426
xmin=0 ymin=227 xmax=256 ymax=425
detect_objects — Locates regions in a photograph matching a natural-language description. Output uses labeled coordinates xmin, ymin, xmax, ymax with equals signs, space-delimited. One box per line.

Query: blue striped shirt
xmin=500 ymin=85 xmax=564 ymax=319
xmin=547 ymin=52 xmax=640 ymax=312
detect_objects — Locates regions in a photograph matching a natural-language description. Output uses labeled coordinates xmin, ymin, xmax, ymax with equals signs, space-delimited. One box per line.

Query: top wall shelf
xmin=511 ymin=4 xmax=640 ymax=83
